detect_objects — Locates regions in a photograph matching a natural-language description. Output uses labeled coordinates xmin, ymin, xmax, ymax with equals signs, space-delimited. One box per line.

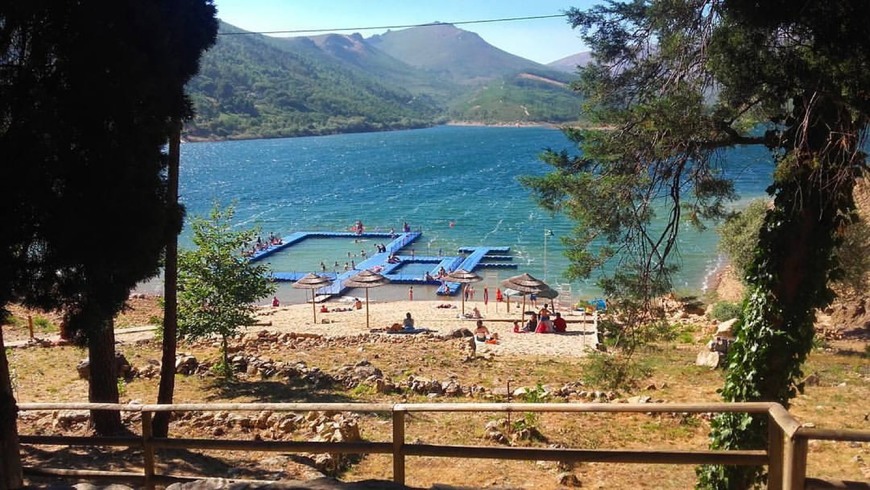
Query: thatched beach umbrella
xmin=536 ymin=286 xmax=560 ymax=310
xmin=344 ymin=269 xmax=390 ymax=329
xmin=444 ymin=268 xmax=482 ymax=316
xmin=501 ymin=273 xmax=550 ymax=323
xmin=292 ymin=273 xmax=334 ymax=324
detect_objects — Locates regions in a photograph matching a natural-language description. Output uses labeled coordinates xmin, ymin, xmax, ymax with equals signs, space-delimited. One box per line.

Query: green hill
xmin=186 ymin=23 xmax=443 ymax=140
xmin=184 ymin=22 xmax=584 ymax=140
xmin=450 ymin=70 xmax=582 ymax=124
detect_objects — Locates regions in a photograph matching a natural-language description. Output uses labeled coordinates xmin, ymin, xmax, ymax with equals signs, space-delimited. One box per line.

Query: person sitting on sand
xmin=552 ymin=312 xmax=567 ymax=333
xmin=474 ymin=320 xmax=498 ymax=342
xmin=271 ymin=296 xmax=280 ymax=308
xmin=470 ymin=306 xmax=483 ymax=319
xmin=320 ymin=305 xmax=329 ymax=314
xmin=353 ymin=298 xmax=363 ymax=310
xmin=524 ymin=313 xmax=538 ymax=332
xmin=402 ymin=312 xmax=415 ymax=330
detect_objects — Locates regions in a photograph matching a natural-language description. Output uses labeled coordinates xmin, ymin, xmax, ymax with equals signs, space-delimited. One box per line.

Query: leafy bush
xmin=520 ymin=383 xmax=548 ymax=403
xmin=717 ymin=199 xmax=769 ymax=281
xmin=1 ymin=312 xmax=22 ymax=327
xmin=32 ymin=315 xmax=55 ymax=332
xmin=709 ymin=301 xmax=742 ymax=322
xmin=582 ymin=351 xmax=651 ymax=391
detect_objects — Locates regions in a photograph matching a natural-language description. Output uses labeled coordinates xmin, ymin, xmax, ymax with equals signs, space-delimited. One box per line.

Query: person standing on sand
xmin=408 ymin=286 xmax=414 ymax=301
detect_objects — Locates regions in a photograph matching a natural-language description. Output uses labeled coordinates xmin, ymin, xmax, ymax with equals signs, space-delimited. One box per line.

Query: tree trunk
xmin=88 ymin=316 xmax=121 ymax=435
xmin=0 ymin=327 xmax=23 ymax=489
xmin=153 ymin=120 xmax=182 ymax=438
xmin=222 ymin=335 xmax=229 ymax=376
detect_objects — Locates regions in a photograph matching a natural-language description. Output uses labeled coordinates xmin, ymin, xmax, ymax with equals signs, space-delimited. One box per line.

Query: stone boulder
xmin=716 ymin=318 xmax=739 ymax=338
xmin=175 ymin=354 xmax=199 ymax=375
xmin=696 ymin=350 xmax=721 ymax=369
xmin=76 ymin=352 xmax=132 ymax=380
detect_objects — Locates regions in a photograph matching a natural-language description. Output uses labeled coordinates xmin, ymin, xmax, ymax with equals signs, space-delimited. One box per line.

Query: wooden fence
xmin=16 ymin=402 xmax=870 ymax=489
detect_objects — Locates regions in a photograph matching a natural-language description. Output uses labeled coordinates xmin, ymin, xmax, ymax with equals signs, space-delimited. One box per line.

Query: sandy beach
xmin=254 ymin=298 xmax=600 ymax=358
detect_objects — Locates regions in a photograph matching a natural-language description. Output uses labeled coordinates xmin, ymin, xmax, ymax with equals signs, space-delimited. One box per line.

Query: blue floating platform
xmin=255 ymin=231 xmax=516 ymax=298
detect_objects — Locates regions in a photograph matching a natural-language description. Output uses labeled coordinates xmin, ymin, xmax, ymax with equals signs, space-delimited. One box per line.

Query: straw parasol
xmin=344 ymin=269 xmax=390 ymax=329
xmin=501 ymin=273 xmax=550 ymax=324
xmin=292 ymin=273 xmax=334 ymax=324
xmin=535 ymin=286 xmax=560 ymax=310
xmin=444 ymin=268 xmax=482 ymax=316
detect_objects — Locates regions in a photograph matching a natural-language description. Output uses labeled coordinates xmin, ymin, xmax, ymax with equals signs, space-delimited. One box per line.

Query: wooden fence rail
xmin=16 ymin=402 xmax=870 ymax=489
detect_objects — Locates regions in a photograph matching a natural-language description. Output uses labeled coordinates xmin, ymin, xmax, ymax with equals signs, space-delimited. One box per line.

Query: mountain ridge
xmin=185 ymin=21 xmax=586 ymax=140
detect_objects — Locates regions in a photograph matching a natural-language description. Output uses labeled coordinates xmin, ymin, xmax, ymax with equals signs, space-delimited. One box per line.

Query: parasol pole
xmin=312 ymin=290 xmax=317 ymax=324
xmin=461 ymin=283 xmax=466 ymax=316
xmin=365 ymin=288 xmax=370 ymax=329
xmin=521 ymin=295 xmax=526 ymax=326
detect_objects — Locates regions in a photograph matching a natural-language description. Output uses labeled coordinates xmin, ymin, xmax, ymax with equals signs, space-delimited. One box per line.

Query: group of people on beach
xmin=513 ymin=304 xmax=568 ymax=334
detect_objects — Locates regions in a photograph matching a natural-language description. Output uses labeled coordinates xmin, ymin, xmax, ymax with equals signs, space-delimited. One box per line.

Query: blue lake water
xmin=175 ymin=125 xmax=774 ymax=304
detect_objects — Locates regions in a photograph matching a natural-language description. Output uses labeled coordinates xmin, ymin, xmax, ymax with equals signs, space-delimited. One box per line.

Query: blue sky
xmin=212 ymin=0 xmax=597 ymax=64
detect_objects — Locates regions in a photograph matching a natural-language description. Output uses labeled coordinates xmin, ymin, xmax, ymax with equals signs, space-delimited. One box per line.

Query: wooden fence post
xmin=141 ymin=409 xmax=155 ymax=490
xmin=783 ymin=434 xmax=808 ymax=490
xmin=392 ymin=409 xmax=405 ymax=485
xmin=767 ymin=414 xmax=784 ymax=490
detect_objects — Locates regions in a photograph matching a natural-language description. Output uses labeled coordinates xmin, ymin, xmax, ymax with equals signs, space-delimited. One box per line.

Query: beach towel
xmin=386 ymin=328 xmax=434 ymax=334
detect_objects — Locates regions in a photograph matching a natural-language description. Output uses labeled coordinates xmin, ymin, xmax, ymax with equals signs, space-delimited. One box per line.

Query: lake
xmin=171 ymin=125 xmax=774 ymax=304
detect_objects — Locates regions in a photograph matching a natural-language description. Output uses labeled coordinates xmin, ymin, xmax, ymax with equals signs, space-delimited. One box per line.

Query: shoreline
xmin=705 ymin=261 xmax=745 ymax=302
xmin=183 ymin=121 xmax=566 ymax=143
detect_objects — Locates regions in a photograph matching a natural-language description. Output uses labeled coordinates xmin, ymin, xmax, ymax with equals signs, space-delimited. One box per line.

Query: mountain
xmin=368 ymin=23 xmax=545 ymax=84
xmin=186 ymin=22 xmax=443 ymax=140
xmin=184 ymin=22 xmax=585 ymax=140
xmin=273 ymin=33 xmax=459 ymax=103
xmin=548 ymin=52 xmax=594 ymax=73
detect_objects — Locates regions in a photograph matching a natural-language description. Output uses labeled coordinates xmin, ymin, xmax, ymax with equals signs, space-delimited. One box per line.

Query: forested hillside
xmin=186 ymin=23 xmax=443 ymax=140
xmin=449 ymin=70 xmax=582 ymax=123
xmin=185 ymin=22 xmax=585 ymax=140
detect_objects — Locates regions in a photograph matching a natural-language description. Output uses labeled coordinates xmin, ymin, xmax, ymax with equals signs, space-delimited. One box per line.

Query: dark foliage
xmin=519 ymin=1 xmax=870 ymax=487
xmin=0 ymin=0 xmax=217 ymax=434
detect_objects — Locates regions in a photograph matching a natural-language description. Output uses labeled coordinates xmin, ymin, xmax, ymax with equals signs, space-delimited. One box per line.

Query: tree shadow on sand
xmin=21 ymin=442 xmax=329 ymax=484
xmin=204 ymin=378 xmax=357 ymax=404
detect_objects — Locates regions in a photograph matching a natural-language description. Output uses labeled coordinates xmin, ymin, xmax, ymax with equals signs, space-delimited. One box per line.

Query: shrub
xmin=709 ymin=301 xmax=742 ymax=322
xmin=582 ymin=351 xmax=651 ymax=391
xmin=32 ymin=315 xmax=55 ymax=332
xmin=717 ymin=199 xmax=769 ymax=281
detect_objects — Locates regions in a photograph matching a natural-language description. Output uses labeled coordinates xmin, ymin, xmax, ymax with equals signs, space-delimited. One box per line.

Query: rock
xmin=558 ymin=472 xmax=582 ymax=487
xmin=76 ymin=359 xmax=90 ymax=380
xmin=450 ymin=328 xmax=474 ymax=338
xmin=255 ymin=410 xmax=273 ymax=429
xmin=54 ymin=410 xmax=90 ymax=429
xmin=175 ymin=355 xmax=198 ymax=375
xmin=696 ymin=350 xmax=721 ymax=369
xmin=627 ymin=396 xmax=652 ymax=404
xmin=803 ymin=372 xmax=820 ymax=387
xmin=484 ymin=429 xmax=508 ymax=444
xmin=716 ymin=318 xmax=739 ymax=338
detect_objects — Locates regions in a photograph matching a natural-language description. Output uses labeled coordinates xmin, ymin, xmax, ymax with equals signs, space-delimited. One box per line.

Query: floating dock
xmin=250 ymin=231 xmax=516 ymax=299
